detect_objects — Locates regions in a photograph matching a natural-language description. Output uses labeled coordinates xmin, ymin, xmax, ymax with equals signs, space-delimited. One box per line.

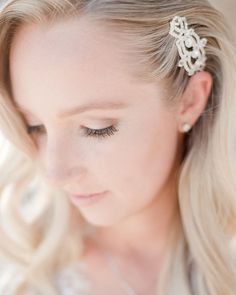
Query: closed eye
xmin=26 ymin=124 xmax=119 ymax=139
xmin=81 ymin=125 xmax=119 ymax=138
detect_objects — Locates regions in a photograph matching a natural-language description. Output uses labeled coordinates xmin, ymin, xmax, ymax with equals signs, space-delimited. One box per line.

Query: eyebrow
xmin=16 ymin=100 xmax=129 ymax=118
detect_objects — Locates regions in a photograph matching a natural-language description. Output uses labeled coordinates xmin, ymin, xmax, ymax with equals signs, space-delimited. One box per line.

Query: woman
xmin=0 ymin=0 xmax=236 ymax=294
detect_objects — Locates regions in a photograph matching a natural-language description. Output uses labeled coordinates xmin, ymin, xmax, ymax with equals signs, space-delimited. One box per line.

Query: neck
xmin=89 ymin=181 xmax=180 ymax=264
xmin=89 ymin=196 xmax=180 ymax=295
xmin=82 ymin=181 xmax=181 ymax=295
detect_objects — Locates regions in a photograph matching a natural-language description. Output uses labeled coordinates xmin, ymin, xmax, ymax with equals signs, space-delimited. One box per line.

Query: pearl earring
xmin=181 ymin=122 xmax=192 ymax=133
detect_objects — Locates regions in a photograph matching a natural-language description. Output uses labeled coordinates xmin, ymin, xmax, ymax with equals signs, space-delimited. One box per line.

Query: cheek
xmin=94 ymin=120 xmax=179 ymax=203
xmin=123 ymin=132 xmax=178 ymax=196
xmin=75 ymin=118 xmax=180 ymax=226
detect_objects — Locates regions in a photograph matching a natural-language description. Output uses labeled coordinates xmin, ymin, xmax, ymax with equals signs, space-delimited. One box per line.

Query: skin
xmin=9 ymin=17 xmax=212 ymax=292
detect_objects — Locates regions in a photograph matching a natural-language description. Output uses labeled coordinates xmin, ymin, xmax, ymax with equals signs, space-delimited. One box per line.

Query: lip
xmin=70 ymin=191 xmax=107 ymax=206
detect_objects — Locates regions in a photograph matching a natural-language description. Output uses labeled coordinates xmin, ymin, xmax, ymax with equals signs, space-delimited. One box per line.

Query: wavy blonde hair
xmin=0 ymin=0 xmax=236 ymax=294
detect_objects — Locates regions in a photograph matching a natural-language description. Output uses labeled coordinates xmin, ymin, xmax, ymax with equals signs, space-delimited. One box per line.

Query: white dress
xmin=24 ymin=238 xmax=236 ymax=295
xmin=54 ymin=261 xmax=93 ymax=295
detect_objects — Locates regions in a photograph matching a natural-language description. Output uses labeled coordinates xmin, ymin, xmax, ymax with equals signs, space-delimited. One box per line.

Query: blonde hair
xmin=0 ymin=0 xmax=236 ymax=294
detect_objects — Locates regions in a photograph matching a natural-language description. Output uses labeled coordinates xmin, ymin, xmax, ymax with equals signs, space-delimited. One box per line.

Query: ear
xmin=177 ymin=71 xmax=213 ymax=131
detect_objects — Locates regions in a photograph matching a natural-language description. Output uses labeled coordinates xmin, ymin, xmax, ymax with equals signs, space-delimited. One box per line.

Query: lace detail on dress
xmin=54 ymin=262 xmax=93 ymax=295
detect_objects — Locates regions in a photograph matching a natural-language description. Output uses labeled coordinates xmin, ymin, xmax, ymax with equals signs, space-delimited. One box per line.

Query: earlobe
xmin=178 ymin=71 xmax=213 ymax=131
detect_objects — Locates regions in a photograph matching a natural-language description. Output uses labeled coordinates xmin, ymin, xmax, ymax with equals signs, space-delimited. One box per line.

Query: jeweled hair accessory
xmin=169 ymin=16 xmax=207 ymax=76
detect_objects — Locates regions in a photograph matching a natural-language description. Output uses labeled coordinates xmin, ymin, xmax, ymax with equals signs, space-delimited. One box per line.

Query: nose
xmin=44 ymin=167 xmax=70 ymax=187
xmin=39 ymin=135 xmax=85 ymax=188
xmin=44 ymin=166 xmax=85 ymax=188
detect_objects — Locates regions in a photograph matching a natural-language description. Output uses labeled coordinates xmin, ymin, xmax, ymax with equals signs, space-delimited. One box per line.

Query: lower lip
xmin=70 ymin=191 xmax=107 ymax=206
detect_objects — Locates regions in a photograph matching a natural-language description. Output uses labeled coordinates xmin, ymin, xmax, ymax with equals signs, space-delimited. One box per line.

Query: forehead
xmin=9 ymin=16 xmax=137 ymax=87
xmin=9 ymin=16 xmax=166 ymax=118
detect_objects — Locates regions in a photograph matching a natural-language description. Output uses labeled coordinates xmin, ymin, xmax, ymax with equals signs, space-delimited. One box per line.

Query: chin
xmin=78 ymin=210 xmax=125 ymax=227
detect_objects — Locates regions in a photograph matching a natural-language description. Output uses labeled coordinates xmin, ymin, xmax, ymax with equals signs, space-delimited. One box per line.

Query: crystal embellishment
xmin=169 ymin=16 xmax=207 ymax=76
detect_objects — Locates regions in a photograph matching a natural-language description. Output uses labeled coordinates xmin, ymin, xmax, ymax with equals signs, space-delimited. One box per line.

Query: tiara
xmin=169 ymin=16 xmax=207 ymax=76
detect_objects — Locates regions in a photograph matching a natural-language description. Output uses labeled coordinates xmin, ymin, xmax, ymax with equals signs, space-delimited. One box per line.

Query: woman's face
xmin=9 ymin=17 xmax=182 ymax=226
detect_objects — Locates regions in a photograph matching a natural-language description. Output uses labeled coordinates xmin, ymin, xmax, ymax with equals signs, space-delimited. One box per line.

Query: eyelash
xmin=82 ymin=125 xmax=119 ymax=138
xmin=26 ymin=125 xmax=119 ymax=139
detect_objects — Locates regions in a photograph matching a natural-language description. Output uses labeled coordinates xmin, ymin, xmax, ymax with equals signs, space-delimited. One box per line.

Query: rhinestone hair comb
xmin=169 ymin=16 xmax=207 ymax=76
